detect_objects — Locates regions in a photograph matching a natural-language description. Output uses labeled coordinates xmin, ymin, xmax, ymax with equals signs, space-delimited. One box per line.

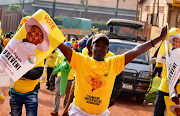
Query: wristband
xmin=151 ymin=39 xmax=154 ymax=47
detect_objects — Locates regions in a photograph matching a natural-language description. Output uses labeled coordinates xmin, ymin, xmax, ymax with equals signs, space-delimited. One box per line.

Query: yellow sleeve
xmin=82 ymin=47 xmax=88 ymax=56
xmin=113 ymin=54 xmax=125 ymax=75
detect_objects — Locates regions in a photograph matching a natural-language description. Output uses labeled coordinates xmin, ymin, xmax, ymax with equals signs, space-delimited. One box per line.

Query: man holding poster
xmin=153 ymin=27 xmax=180 ymax=116
xmin=0 ymin=9 xmax=65 ymax=116
xmin=0 ymin=9 xmax=65 ymax=82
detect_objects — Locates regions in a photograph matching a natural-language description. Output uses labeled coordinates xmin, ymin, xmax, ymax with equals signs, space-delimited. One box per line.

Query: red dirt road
xmin=0 ymin=83 xmax=167 ymax=116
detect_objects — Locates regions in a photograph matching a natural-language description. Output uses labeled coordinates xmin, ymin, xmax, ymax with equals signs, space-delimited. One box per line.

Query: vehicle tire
xmin=136 ymin=93 xmax=145 ymax=103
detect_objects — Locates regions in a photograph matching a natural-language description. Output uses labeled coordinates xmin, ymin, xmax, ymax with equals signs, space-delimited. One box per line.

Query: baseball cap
xmin=64 ymin=41 xmax=72 ymax=46
xmin=92 ymin=33 xmax=109 ymax=45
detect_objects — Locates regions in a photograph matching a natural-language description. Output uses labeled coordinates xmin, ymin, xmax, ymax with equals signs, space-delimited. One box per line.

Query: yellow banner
xmin=0 ymin=9 xmax=65 ymax=82
xmin=173 ymin=0 xmax=180 ymax=7
xmin=164 ymin=96 xmax=180 ymax=116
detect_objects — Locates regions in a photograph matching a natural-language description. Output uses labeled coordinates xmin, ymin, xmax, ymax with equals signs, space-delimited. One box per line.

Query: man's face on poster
xmin=26 ymin=25 xmax=44 ymax=45
xmin=172 ymin=38 xmax=180 ymax=49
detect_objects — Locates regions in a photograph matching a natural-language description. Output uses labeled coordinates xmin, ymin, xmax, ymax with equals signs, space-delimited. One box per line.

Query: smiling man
xmin=58 ymin=26 xmax=167 ymax=116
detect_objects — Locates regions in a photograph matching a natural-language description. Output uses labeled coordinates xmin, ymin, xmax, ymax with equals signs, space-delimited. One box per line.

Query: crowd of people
xmin=1 ymin=15 xmax=180 ymax=116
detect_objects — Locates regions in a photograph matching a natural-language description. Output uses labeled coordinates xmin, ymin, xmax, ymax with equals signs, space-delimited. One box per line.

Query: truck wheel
xmin=136 ymin=93 xmax=145 ymax=103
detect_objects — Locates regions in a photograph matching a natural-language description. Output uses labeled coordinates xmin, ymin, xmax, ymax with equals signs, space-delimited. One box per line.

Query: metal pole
xmin=135 ymin=0 xmax=138 ymax=21
xmin=52 ymin=0 xmax=56 ymax=20
xmin=115 ymin=0 xmax=119 ymax=18
xmin=22 ymin=0 xmax=25 ymax=18
xmin=85 ymin=0 xmax=88 ymax=18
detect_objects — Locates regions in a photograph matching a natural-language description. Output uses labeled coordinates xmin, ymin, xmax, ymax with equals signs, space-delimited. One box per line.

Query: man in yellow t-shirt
xmin=58 ymin=26 xmax=166 ymax=115
xmin=45 ymin=49 xmax=59 ymax=90
xmin=9 ymin=60 xmax=44 ymax=116
xmin=82 ymin=36 xmax=120 ymax=107
xmin=153 ymin=35 xmax=180 ymax=116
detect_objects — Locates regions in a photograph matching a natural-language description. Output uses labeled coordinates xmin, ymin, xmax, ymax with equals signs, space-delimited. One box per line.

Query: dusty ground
xmin=0 ymin=83 xmax=167 ymax=116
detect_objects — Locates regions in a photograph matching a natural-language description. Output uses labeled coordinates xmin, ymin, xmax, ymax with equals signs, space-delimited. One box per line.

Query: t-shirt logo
xmin=85 ymin=94 xmax=102 ymax=105
xmin=86 ymin=76 xmax=106 ymax=92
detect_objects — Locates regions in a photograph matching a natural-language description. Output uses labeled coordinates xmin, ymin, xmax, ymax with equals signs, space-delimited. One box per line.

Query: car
xmin=106 ymin=18 xmax=152 ymax=103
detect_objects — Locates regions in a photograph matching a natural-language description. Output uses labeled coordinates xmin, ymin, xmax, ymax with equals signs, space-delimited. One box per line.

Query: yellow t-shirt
xmin=70 ymin=50 xmax=125 ymax=114
xmin=159 ymin=64 xmax=180 ymax=94
xmin=55 ymin=53 xmax=75 ymax=80
xmin=155 ymin=62 xmax=163 ymax=67
xmin=82 ymin=47 xmax=115 ymax=58
xmin=13 ymin=60 xmax=44 ymax=93
xmin=46 ymin=50 xmax=59 ymax=67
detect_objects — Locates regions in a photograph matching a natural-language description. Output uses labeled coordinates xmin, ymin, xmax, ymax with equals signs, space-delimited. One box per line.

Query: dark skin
xmin=175 ymin=108 xmax=180 ymax=116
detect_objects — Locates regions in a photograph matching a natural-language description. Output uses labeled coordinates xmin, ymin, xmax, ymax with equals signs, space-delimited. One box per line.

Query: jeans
xmin=53 ymin=76 xmax=61 ymax=112
xmin=9 ymin=92 xmax=38 ymax=116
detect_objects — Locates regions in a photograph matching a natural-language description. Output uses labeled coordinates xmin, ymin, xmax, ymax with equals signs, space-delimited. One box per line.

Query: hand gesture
xmin=159 ymin=25 xmax=167 ymax=40
xmin=171 ymin=96 xmax=179 ymax=105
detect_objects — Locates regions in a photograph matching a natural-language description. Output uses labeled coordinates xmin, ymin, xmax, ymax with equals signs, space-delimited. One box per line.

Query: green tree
xmin=7 ymin=4 xmax=21 ymax=11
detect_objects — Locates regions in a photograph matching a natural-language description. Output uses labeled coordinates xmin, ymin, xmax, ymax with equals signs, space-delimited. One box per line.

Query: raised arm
xmin=124 ymin=26 xmax=167 ymax=65
xmin=58 ymin=43 xmax=72 ymax=62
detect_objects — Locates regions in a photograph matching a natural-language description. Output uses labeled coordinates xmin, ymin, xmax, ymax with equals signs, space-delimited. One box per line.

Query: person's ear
xmin=107 ymin=47 xmax=109 ymax=53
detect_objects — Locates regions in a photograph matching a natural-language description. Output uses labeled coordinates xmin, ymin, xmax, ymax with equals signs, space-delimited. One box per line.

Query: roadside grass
xmin=145 ymin=77 xmax=162 ymax=103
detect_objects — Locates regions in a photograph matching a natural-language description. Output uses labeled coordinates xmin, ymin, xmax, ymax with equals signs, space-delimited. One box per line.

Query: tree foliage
xmin=7 ymin=4 xmax=21 ymax=11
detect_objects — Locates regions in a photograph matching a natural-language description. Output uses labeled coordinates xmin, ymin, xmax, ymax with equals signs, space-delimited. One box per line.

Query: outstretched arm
xmin=58 ymin=43 xmax=72 ymax=62
xmin=124 ymin=26 xmax=167 ymax=65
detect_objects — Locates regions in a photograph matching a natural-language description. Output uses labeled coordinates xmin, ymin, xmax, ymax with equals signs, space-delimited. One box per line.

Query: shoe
xmin=47 ymin=87 xmax=50 ymax=90
xmin=51 ymin=111 xmax=58 ymax=115
xmin=49 ymin=86 xmax=55 ymax=91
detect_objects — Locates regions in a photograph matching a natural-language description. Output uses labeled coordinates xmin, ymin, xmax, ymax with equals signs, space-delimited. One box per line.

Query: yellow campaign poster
xmin=164 ymin=96 xmax=180 ymax=116
xmin=0 ymin=9 xmax=65 ymax=82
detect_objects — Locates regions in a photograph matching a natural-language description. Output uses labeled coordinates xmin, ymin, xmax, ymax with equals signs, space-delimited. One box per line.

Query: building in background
xmin=139 ymin=0 xmax=180 ymax=29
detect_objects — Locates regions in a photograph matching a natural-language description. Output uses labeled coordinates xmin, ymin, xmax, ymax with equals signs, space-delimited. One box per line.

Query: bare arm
xmin=58 ymin=43 xmax=72 ymax=62
xmin=124 ymin=26 xmax=167 ymax=65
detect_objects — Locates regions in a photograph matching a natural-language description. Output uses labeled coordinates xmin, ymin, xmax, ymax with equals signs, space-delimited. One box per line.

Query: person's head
xmin=86 ymin=36 xmax=93 ymax=55
xmin=78 ymin=38 xmax=87 ymax=53
xmin=172 ymin=38 xmax=180 ymax=49
xmin=25 ymin=17 xmax=50 ymax=51
xmin=91 ymin=33 xmax=109 ymax=61
xmin=26 ymin=25 xmax=43 ymax=45
xmin=64 ymin=41 xmax=72 ymax=48
xmin=169 ymin=33 xmax=180 ymax=50
xmin=71 ymin=38 xmax=76 ymax=43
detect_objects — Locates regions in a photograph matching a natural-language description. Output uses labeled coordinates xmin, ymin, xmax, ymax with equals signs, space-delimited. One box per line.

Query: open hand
xmin=159 ymin=25 xmax=167 ymax=40
xmin=172 ymin=96 xmax=179 ymax=105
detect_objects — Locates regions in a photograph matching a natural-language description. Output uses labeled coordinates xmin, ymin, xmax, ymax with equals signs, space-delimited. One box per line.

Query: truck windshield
xmin=109 ymin=43 xmax=149 ymax=64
